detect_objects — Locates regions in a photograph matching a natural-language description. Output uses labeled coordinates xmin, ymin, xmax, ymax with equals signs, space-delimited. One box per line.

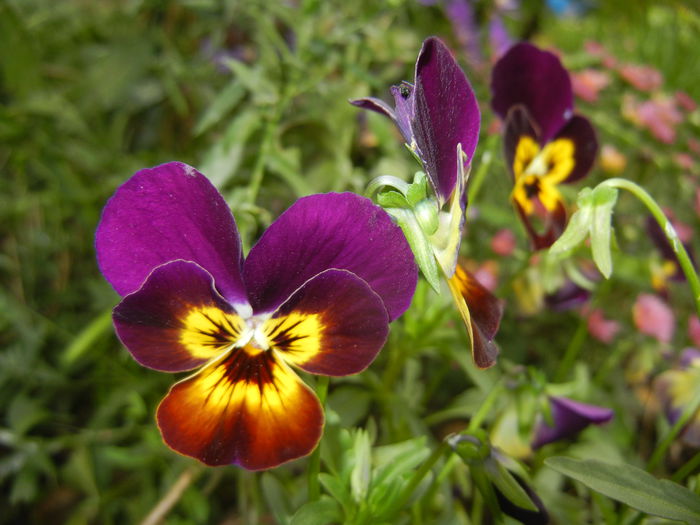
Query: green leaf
xmin=194 ymin=81 xmax=246 ymax=136
xmin=351 ymin=430 xmax=372 ymax=503
xmin=406 ymin=172 xmax=428 ymax=206
xmin=261 ymin=473 xmax=292 ymax=525
xmin=545 ymin=457 xmax=700 ymax=524
xmin=589 ymin=186 xmax=618 ymax=279
xmin=290 ymin=497 xmax=342 ymax=525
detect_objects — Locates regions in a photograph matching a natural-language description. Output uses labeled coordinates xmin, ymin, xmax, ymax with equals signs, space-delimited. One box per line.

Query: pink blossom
xmin=633 ymin=294 xmax=675 ymax=343
xmin=674 ymin=153 xmax=695 ymax=171
xmin=618 ymin=63 xmax=663 ymax=92
xmin=472 ymin=260 xmax=499 ymax=292
xmin=688 ymin=138 xmax=700 ymax=156
xmin=571 ymin=69 xmax=611 ymax=103
xmin=623 ymin=95 xmax=682 ymax=144
xmin=587 ymin=308 xmax=620 ymax=344
xmin=675 ymin=91 xmax=697 ymax=112
xmin=491 ymin=228 xmax=517 ymax=256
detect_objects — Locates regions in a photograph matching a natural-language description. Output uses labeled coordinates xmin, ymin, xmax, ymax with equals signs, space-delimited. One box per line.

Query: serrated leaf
xmin=545 ymin=457 xmax=700 ymax=524
xmin=290 ymin=497 xmax=342 ymax=525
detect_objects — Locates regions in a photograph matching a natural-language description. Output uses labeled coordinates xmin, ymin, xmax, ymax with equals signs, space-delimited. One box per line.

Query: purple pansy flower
xmin=532 ymin=396 xmax=613 ymax=449
xmin=95 ymin=162 xmax=417 ymax=469
xmin=491 ymin=42 xmax=598 ymax=250
xmin=352 ymin=37 xmax=503 ymax=369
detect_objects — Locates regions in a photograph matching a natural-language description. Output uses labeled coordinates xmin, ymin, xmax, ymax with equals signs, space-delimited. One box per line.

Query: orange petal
xmin=156 ymin=347 xmax=323 ymax=469
xmin=448 ymin=262 xmax=504 ymax=368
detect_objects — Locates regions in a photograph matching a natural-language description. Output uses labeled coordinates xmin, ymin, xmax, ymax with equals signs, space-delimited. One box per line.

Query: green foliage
xmin=546 ymin=457 xmax=700 ymax=523
xmin=3 ymin=0 xmax=700 ymax=523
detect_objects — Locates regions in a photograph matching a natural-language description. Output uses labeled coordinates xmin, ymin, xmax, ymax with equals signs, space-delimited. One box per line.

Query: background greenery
xmin=2 ymin=0 xmax=699 ymax=523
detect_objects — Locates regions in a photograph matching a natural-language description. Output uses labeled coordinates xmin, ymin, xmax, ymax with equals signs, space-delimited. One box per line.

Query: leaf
xmin=350 ymin=430 xmax=372 ymax=503
xmin=290 ymin=497 xmax=342 ymax=525
xmin=545 ymin=457 xmax=700 ymax=524
xmin=194 ymin=81 xmax=246 ymax=136
xmin=261 ymin=473 xmax=292 ymax=525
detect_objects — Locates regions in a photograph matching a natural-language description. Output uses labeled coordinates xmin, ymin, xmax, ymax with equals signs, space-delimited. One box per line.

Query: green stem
xmin=467 ymin=381 xmax=504 ymax=432
xmin=247 ymin=115 xmax=277 ymax=205
xmin=389 ymin=441 xmax=450 ymax=514
xmin=672 ymin=450 xmax=700 ymax=482
xmin=554 ymin=314 xmax=588 ymax=382
xmin=598 ymin=177 xmax=700 ymax=316
xmin=647 ymin=388 xmax=700 ymax=472
xmin=467 ymin=134 xmax=498 ymax=205
xmin=307 ymin=375 xmax=330 ymax=502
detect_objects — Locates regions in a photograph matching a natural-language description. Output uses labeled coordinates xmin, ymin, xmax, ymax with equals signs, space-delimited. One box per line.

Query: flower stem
xmin=646 ymin=388 xmax=700 ymax=472
xmin=467 ymin=134 xmax=498 ymax=205
xmin=554 ymin=315 xmax=588 ymax=382
xmin=307 ymin=375 xmax=330 ymax=502
xmin=467 ymin=381 xmax=504 ymax=432
xmin=139 ymin=465 xmax=202 ymax=525
xmin=597 ymin=177 xmax=700 ymax=316
xmin=388 ymin=441 xmax=450 ymax=515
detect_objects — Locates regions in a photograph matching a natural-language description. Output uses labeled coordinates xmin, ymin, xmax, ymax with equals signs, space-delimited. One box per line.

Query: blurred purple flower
xmin=532 ymin=396 xmax=613 ymax=449
xmin=491 ymin=43 xmax=598 ymax=250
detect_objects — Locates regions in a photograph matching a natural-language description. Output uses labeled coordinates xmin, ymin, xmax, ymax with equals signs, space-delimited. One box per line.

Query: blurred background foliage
xmin=1 ymin=0 xmax=699 ymax=523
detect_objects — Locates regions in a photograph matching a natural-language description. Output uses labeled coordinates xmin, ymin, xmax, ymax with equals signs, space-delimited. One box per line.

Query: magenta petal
xmin=532 ymin=396 xmax=613 ymax=449
xmin=244 ymin=192 xmax=417 ymax=321
xmin=96 ymin=162 xmax=247 ymax=305
xmin=491 ymin=42 xmax=573 ymax=142
xmin=414 ymin=37 xmax=481 ymax=202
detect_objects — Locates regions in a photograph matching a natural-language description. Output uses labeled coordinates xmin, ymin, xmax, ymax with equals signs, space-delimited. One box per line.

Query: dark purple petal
xmin=113 ymin=260 xmax=241 ymax=373
xmin=532 ymin=396 xmax=613 ymax=449
xmin=514 ymin=199 xmax=568 ymax=251
xmin=554 ymin=115 xmax=598 ymax=183
xmin=244 ymin=193 xmax=417 ymax=321
xmin=491 ymin=42 xmax=573 ymax=142
xmin=95 ymin=162 xmax=247 ymax=305
xmin=414 ymin=36 xmax=481 ymax=203
xmin=350 ymin=97 xmax=397 ymax=123
xmin=545 ymin=280 xmax=591 ymax=311
xmin=390 ymin=82 xmax=416 ymax=143
xmin=270 ymin=269 xmax=389 ymax=376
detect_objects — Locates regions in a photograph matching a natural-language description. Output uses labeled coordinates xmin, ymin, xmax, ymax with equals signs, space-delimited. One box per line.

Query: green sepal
xmin=589 ymin=185 xmax=618 ymax=279
xmin=385 ymin=207 xmax=441 ymax=293
xmin=484 ymin=458 xmax=539 ymax=512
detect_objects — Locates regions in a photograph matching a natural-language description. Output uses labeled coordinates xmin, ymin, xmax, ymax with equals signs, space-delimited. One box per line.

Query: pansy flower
xmin=352 ymin=37 xmax=503 ymax=369
xmin=95 ymin=162 xmax=417 ymax=469
xmin=491 ymin=42 xmax=598 ymax=249
xmin=532 ymin=396 xmax=613 ymax=449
